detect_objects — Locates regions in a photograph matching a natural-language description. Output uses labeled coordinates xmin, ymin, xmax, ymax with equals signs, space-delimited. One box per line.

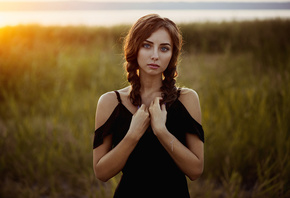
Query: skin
xmin=93 ymin=28 xmax=204 ymax=182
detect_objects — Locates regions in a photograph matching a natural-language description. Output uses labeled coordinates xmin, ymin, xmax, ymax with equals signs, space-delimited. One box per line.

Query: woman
xmin=93 ymin=14 xmax=204 ymax=197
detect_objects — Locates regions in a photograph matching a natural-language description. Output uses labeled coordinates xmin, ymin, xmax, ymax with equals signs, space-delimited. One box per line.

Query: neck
xmin=139 ymin=72 xmax=163 ymax=95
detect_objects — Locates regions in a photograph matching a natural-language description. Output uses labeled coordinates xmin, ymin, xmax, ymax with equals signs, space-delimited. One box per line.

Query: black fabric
xmin=93 ymin=91 xmax=204 ymax=197
xmin=114 ymin=90 xmax=122 ymax=103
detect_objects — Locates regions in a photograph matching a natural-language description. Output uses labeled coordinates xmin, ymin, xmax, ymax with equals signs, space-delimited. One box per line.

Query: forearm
xmin=156 ymin=127 xmax=203 ymax=181
xmin=95 ymin=134 xmax=138 ymax=182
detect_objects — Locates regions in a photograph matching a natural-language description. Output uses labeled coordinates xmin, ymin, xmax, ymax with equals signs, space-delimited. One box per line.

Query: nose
xmin=151 ymin=48 xmax=159 ymax=61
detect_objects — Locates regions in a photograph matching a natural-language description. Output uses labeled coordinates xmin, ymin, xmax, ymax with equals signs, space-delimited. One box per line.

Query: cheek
xmin=137 ymin=49 xmax=146 ymax=63
xmin=162 ymin=52 xmax=173 ymax=65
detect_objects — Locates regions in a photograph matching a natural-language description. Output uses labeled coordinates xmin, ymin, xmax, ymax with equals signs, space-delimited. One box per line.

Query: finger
xmin=161 ymin=104 xmax=166 ymax=111
xmin=144 ymin=105 xmax=149 ymax=113
xmin=149 ymin=99 xmax=155 ymax=111
xmin=150 ymin=99 xmax=154 ymax=107
xmin=140 ymin=104 xmax=150 ymax=115
xmin=150 ymin=100 xmax=154 ymax=107
xmin=139 ymin=104 xmax=146 ymax=111
xmin=154 ymin=97 xmax=162 ymax=107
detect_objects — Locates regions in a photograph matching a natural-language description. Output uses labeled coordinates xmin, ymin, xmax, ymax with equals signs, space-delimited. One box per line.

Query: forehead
xmin=146 ymin=28 xmax=172 ymax=44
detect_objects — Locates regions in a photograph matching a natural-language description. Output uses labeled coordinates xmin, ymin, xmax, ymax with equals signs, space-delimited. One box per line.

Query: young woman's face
xmin=137 ymin=28 xmax=173 ymax=77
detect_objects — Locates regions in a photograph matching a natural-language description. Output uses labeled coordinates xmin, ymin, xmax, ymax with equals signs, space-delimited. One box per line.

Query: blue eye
xmin=143 ymin=44 xmax=151 ymax=49
xmin=161 ymin=47 xmax=169 ymax=52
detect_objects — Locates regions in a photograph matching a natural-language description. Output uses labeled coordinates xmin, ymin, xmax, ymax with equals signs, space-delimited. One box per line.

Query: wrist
xmin=153 ymin=125 xmax=168 ymax=137
xmin=124 ymin=131 xmax=140 ymax=145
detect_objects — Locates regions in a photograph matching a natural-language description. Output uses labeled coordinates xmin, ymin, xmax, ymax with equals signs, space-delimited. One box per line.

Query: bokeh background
xmin=0 ymin=0 xmax=290 ymax=197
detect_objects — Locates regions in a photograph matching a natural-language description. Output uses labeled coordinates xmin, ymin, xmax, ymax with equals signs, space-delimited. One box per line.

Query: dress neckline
xmin=119 ymin=102 xmax=135 ymax=116
xmin=114 ymin=89 xmax=182 ymax=116
xmin=117 ymin=98 xmax=180 ymax=116
xmin=120 ymin=99 xmax=201 ymax=126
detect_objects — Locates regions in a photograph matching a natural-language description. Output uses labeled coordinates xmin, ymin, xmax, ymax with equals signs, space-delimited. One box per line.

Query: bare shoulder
xmin=118 ymin=86 xmax=131 ymax=97
xmin=179 ymin=88 xmax=200 ymax=104
xmin=95 ymin=91 xmax=119 ymax=129
xmin=178 ymin=88 xmax=202 ymax=125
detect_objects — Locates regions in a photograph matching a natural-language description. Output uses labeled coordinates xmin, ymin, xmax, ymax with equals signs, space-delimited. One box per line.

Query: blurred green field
xmin=0 ymin=19 xmax=290 ymax=198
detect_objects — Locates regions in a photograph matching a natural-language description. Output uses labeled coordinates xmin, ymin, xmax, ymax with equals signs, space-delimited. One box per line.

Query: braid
xmin=126 ymin=62 xmax=142 ymax=106
xmin=161 ymin=59 xmax=179 ymax=107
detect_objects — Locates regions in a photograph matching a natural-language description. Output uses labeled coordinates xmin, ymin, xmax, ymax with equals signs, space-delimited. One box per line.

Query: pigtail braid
xmin=126 ymin=62 xmax=142 ymax=106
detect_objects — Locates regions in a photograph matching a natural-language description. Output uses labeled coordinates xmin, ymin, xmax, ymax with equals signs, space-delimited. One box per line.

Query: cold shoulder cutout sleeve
xmin=177 ymin=100 xmax=205 ymax=143
xmin=93 ymin=104 xmax=121 ymax=149
xmin=182 ymin=111 xmax=204 ymax=143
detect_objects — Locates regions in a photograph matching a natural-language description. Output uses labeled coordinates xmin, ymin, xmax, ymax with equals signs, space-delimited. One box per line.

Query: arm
xmin=149 ymin=89 xmax=204 ymax=181
xmin=93 ymin=92 xmax=150 ymax=182
xmin=93 ymin=133 xmax=139 ymax=182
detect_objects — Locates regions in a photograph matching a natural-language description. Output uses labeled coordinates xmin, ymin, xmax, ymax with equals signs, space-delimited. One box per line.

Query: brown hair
xmin=124 ymin=14 xmax=182 ymax=107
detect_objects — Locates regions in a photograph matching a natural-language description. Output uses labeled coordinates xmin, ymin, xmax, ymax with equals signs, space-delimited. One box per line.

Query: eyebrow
xmin=144 ymin=39 xmax=171 ymax=46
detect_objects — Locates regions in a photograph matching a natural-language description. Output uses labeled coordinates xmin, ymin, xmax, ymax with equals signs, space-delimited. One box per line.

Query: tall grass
xmin=0 ymin=19 xmax=289 ymax=198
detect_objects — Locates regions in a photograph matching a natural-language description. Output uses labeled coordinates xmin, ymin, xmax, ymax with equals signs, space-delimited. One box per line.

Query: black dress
xmin=93 ymin=91 xmax=204 ymax=198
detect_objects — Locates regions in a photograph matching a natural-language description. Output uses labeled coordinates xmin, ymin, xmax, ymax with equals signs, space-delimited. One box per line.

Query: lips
xmin=147 ymin=63 xmax=160 ymax=69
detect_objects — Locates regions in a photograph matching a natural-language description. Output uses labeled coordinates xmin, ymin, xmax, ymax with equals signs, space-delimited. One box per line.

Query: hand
xmin=127 ymin=104 xmax=150 ymax=140
xmin=149 ymin=97 xmax=167 ymax=135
